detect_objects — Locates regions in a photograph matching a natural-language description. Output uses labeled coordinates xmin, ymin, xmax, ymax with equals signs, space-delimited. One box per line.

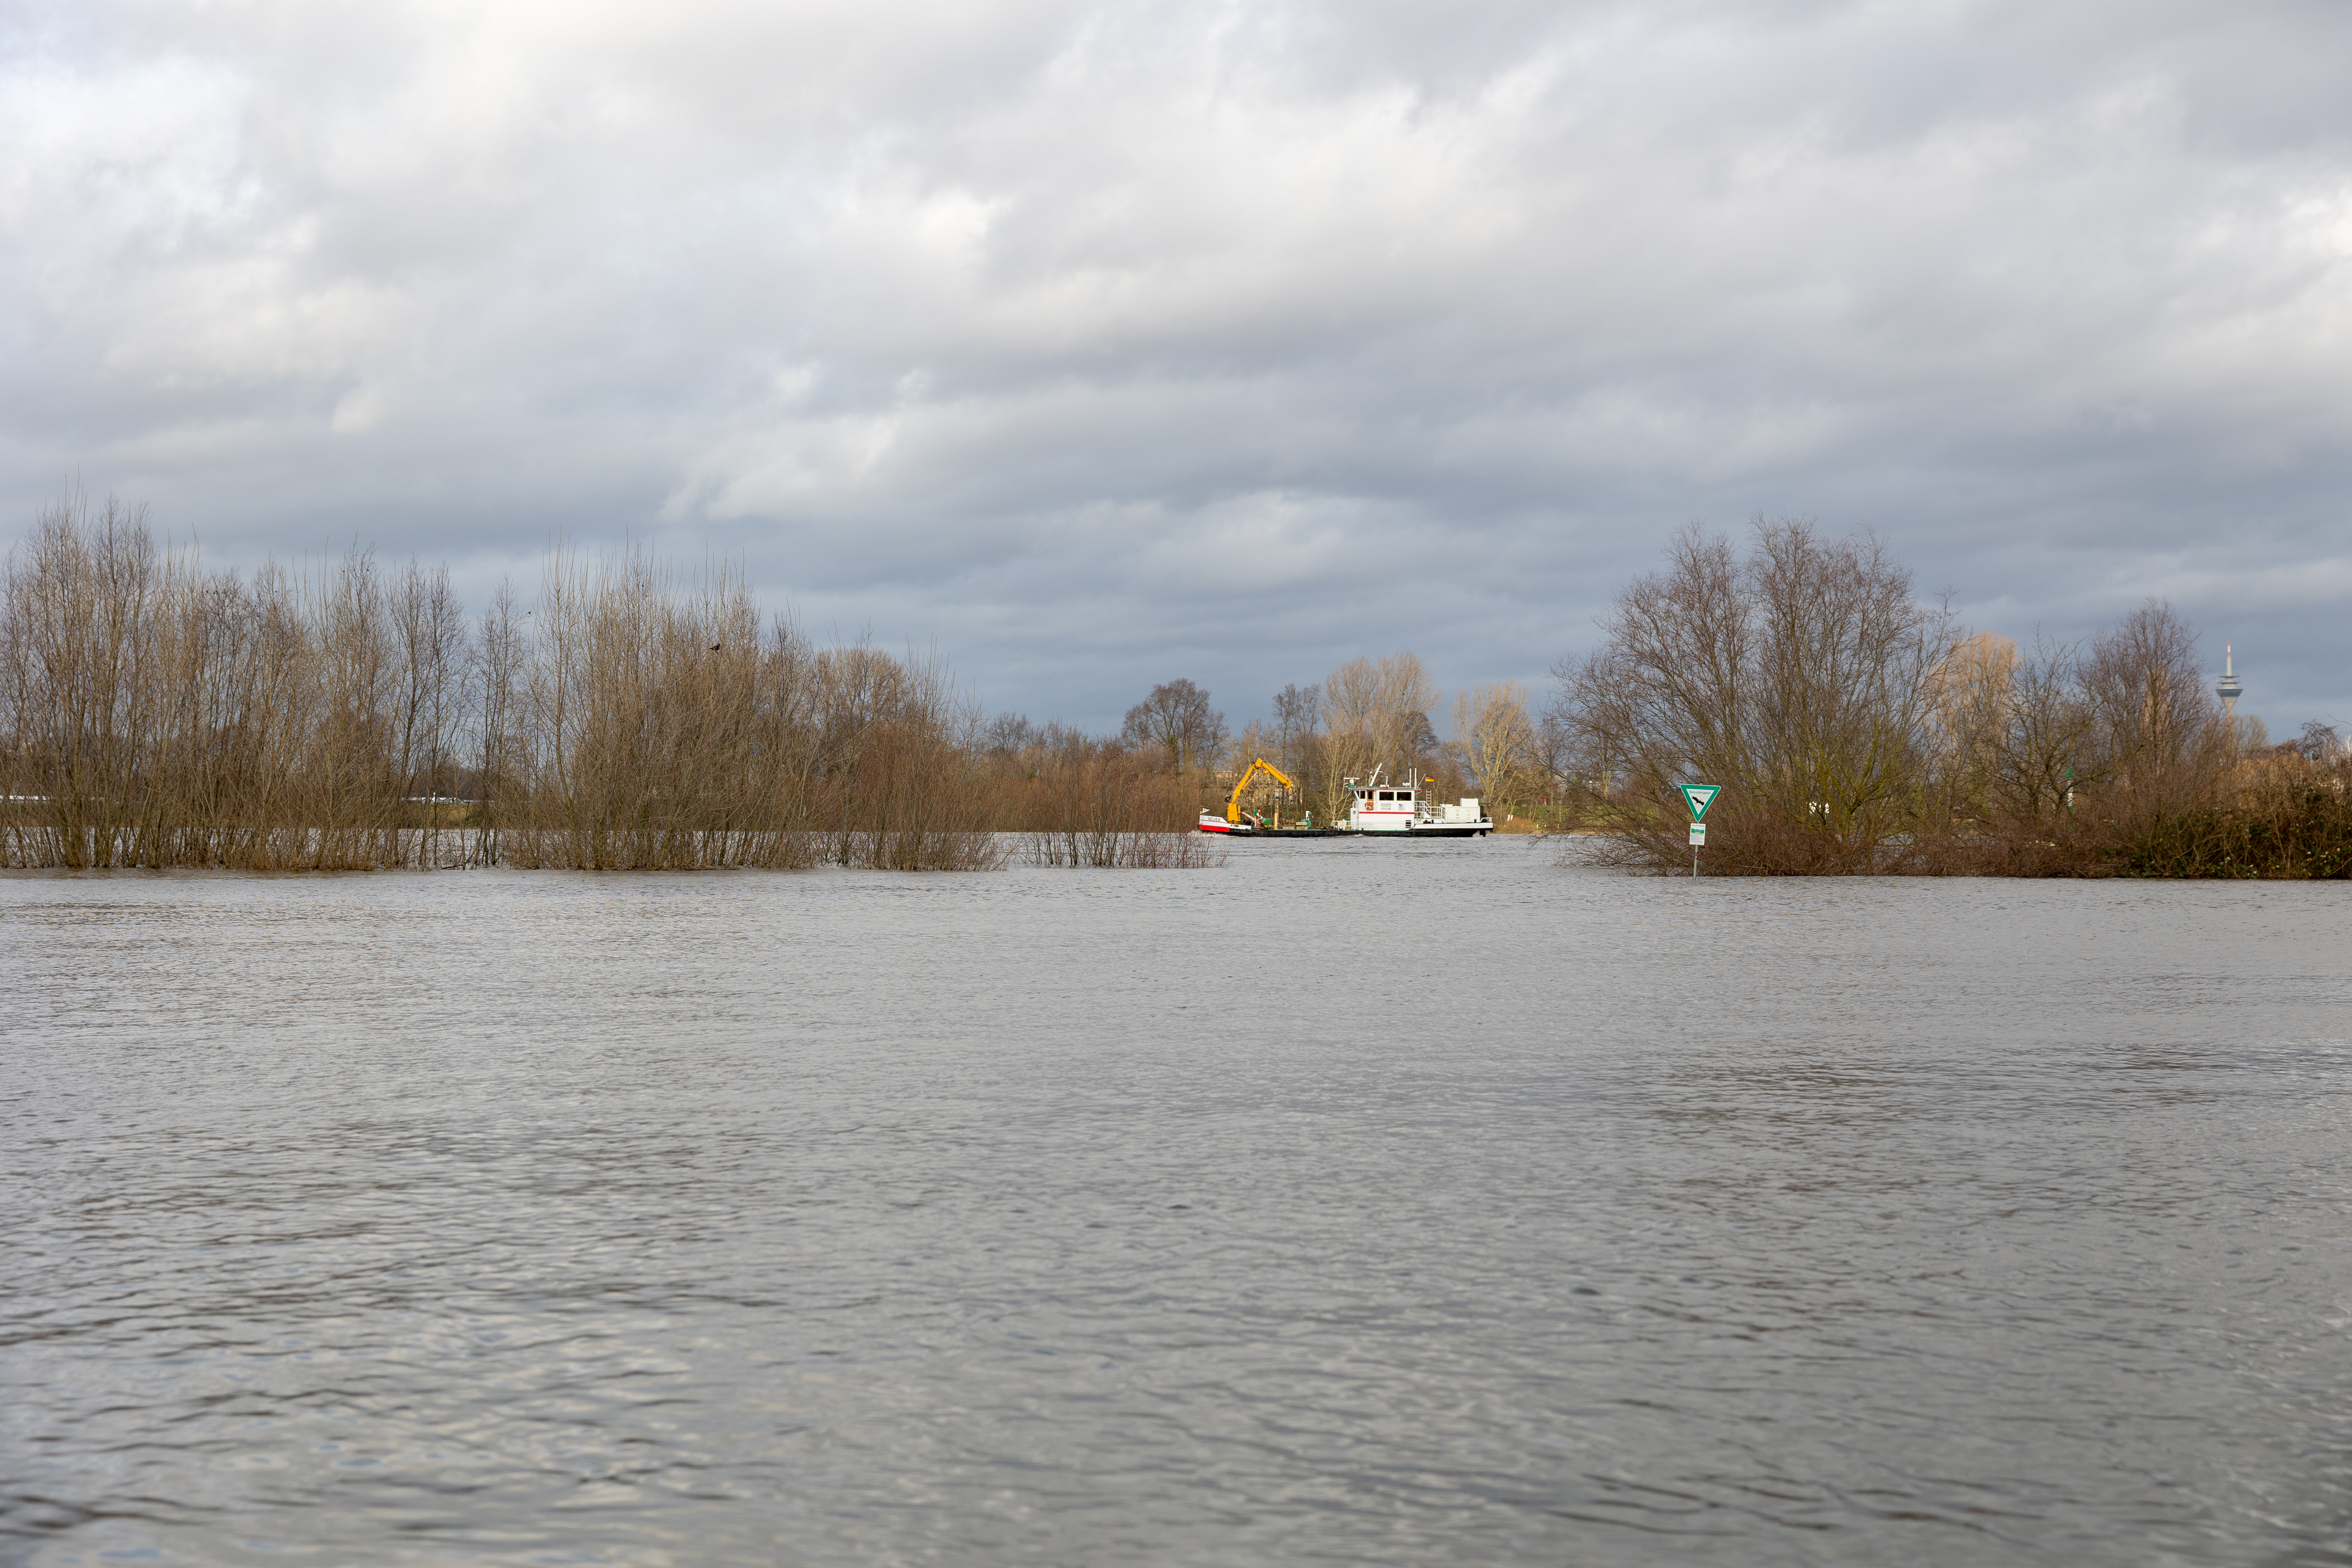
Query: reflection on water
xmin=3 ymin=844 xmax=2349 ymax=1566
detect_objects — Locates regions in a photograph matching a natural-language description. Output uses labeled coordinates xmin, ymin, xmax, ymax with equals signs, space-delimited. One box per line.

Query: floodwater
xmin=3 ymin=841 xmax=2349 ymax=1567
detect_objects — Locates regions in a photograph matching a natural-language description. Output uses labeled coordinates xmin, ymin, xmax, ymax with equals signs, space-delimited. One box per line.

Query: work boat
xmin=1195 ymin=760 xmax=1493 ymax=836
xmin=1197 ymin=756 xmax=1344 ymax=836
xmin=1345 ymin=770 xmax=1493 ymax=836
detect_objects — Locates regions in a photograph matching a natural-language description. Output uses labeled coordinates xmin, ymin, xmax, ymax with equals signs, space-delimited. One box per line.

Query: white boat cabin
xmin=1343 ymin=770 xmax=1492 ymax=834
xmin=1347 ymin=779 xmax=1419 ymax=832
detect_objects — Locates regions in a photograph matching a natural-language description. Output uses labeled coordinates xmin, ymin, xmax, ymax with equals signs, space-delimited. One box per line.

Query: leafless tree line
xmin=1008 ymin=656 xmax=1469 ymax=832
xmin=43 ymin=490 xmax=2316 ymax=879
xmin=1096 ymin=655 xmax=1559 ymax=830
xmin=0 ymin=499 xmax=1005 ymax=869
xmin=1551 ymin=518 xmax=2350 ymax=876
xmin=1263 ymin=658 xmax=1564 ymax=826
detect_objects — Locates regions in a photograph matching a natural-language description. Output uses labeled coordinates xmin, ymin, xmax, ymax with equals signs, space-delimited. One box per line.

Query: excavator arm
xmin=1225 ymin=756 xmax=1299 ymax=824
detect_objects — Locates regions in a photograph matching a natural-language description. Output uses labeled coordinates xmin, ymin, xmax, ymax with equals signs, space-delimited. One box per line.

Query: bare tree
xmin=1555 ymin=526 xmax=1747 ymax=819
xmin=389 ymin=557 xmax=468 ymax=862
xmin=1319 ymin=653 xmax=1436 ymax=815
xmin=1925 ymin=631 xmax=2019 ymax=825
xmin=1528 ymin=704 xmax=1577 ymax=809
xmin=1984 ymin=633 xmax=2098 ymax=832
xmin=1559 ymin=519 xmax=1949 ymax=871
xmin=2 ymin=496 xmax=165 ymax=866
xmin=1404 ymin=707 xmax=1439 ymax=763
xmin=472 ymin=580 xmax=525 ymax=864
xmin=1121 ymin=679 xmax=1226 ymax=772
xmin=1453 ymin=681 xmax=1534 ymax=817
xmin=1272 ymin=681 xmax=1319 ymax=770
xmin=1745 ymin=520 xmax=1948 ymax=840
xmin=984 ymin=711 xmax=1040 ymax=753
xmin=2079 ymin=599 xmax=2228 ymax=817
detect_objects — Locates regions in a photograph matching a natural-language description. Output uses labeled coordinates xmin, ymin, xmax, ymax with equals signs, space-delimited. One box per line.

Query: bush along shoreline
xmin=0 ymin=501 xmax=1213 ymax=871
xmin=1547 ymin=519 xmax=2349 ymax=878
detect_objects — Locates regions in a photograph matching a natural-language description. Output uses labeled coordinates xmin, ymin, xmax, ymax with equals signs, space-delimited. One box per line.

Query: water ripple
xmin=4 ymin=849 xmax=2349 ymax=1565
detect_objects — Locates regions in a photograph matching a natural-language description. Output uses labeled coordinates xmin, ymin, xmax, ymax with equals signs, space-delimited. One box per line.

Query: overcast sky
xmin=4 ymin=0 xmax=2348 ymax=735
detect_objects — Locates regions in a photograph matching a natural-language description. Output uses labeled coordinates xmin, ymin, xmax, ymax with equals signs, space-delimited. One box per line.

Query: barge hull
xmin=1197 ymin=826 xmax=1488 ymax=838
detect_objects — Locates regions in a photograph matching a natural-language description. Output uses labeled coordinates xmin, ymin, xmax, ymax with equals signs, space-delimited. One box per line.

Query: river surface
xmin=3 ymin=841 xmax=2349 ymax=1567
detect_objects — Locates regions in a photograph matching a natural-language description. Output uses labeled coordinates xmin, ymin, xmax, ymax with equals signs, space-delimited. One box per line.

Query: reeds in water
xmin=987 ymin=732 xmax=1224 ymax=867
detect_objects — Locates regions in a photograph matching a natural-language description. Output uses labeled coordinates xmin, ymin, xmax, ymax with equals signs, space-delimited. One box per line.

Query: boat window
xmin=1376 ymin=790 xmax=1394 ymax=801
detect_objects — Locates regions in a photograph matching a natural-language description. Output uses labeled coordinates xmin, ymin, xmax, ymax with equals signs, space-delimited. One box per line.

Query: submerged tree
xmin=1556 ymin=518 xmax=1951 ymax=871
xmin=0 ymin=502 xmax=1004 ymax=870
xmin=1549 ymin=521 xmax=2288 ymax=875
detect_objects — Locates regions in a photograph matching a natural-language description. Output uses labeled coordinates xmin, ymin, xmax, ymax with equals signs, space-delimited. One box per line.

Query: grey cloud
xmin=3 ymin=0 xmax=2347 ymax=733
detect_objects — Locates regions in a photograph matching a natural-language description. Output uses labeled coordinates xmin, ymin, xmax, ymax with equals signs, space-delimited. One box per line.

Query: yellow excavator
xmin=1222 ymin=756 xmax=1298 ymax=827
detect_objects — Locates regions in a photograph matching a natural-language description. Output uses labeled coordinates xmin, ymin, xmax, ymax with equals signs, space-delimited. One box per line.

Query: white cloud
xmin=3 ymin=0 xmax=2349 ymax=726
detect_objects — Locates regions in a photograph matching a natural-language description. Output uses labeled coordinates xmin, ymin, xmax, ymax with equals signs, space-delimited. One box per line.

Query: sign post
xmin=1677 ymin=784 xmax=1720 ymax=877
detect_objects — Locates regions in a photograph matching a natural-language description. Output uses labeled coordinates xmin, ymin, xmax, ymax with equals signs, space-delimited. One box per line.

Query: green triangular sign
xmin=1678 ymin=784 xmax=1721 ymax=821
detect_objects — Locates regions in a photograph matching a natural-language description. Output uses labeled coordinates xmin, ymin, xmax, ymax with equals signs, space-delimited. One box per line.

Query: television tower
xmin=2217 ymin=641 xmax=2241 ymax=723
